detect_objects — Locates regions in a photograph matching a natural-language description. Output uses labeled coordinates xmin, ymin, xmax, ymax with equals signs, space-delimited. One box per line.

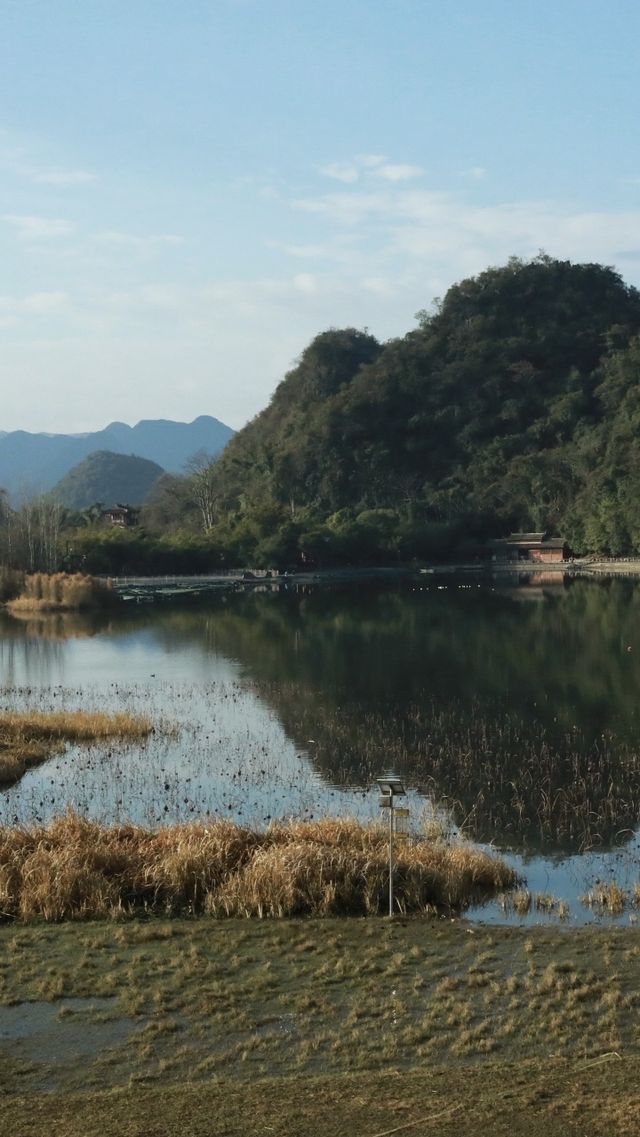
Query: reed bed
xmin=581 ymin=881 xmax=631 ymax=915
xmin=6 ymin=572 xmax=113 ymax=612
xmin=266 ymin=682 xmax=640 ymax=852
xmin=0 ymin=710 xmax=152 ymax=787
xmin=0 ymin=813 xmax=516 ymax=922
xmin=499 ymin=889 xmax=570 ymax=918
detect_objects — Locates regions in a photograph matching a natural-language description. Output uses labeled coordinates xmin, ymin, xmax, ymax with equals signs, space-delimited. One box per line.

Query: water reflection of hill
xmin=149 ymin=578 xmax=640 ymax=855
xmin=5 ymin=578 xmax=640 ymax=855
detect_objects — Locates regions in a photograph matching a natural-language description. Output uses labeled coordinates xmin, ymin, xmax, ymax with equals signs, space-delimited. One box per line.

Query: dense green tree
xmin=193 ymin=256 xmax=640 ymax=560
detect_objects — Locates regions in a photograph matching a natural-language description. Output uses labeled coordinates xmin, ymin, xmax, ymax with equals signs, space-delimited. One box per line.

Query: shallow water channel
xmin=2 ymin=574 xmax=640 ymax=926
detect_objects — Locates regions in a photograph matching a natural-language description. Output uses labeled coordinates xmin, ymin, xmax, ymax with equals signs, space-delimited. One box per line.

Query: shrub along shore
xmin=0 ymin=813 xmax=516 ymax=921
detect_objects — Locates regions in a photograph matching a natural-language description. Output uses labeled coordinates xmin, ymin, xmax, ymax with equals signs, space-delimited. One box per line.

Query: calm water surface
xmin=2 ymin=575 xmax=640 ymax=926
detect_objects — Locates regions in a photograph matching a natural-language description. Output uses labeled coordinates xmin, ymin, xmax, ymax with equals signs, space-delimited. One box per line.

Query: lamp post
xmin=377 ymin=775 xmax=406 ymax=918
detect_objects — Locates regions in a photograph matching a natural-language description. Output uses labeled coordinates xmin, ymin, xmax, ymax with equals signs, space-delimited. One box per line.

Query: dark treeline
xmin=5 ymin=254 xmax=640 ymax=573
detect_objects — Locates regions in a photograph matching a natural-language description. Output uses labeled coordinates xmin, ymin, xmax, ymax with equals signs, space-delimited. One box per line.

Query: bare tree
xmin=186 ymin=451 xmax=219 ymax=532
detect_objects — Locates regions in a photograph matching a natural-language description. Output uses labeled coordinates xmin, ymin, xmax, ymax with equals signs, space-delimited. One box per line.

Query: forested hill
xmin=196 ymin=256 xmax=640 ymax=562
xmin=52 ymin=451 xmax=165 ymax=510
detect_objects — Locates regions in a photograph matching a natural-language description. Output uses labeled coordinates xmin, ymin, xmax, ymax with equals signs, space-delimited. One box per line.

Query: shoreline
xmin=3 ymin=558 xmax=640 ymax=611
xmin=105 ymin=559 xmax=640 ymax=601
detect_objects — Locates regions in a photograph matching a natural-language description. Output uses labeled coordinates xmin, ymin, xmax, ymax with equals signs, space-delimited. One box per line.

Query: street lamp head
xmin=376 ymin=775 xmax=406 ymax=797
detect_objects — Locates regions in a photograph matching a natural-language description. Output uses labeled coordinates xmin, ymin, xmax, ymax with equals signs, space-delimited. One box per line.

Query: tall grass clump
xmin=0 ymin=710 xmax=152 ymax=787
xmin=0 ymin=813 xmax=516 ymax=922
xmin=6 ymin=572 xmax=114 ymax=612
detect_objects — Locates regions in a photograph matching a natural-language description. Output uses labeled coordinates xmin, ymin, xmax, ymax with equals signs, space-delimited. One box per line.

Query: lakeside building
xmin=102 ymin=505 xmax=136 ymax=528
xmin=490 ymin=532 xmax=569 ymax=564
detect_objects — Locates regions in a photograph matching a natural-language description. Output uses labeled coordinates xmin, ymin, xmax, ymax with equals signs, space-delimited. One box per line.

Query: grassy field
xmin=1 ymin=917 xmax=639 ymax=1135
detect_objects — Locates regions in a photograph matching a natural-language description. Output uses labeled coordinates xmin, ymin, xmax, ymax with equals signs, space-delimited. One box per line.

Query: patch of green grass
xmin=1 ymin=918 xmax=639 ymax=1134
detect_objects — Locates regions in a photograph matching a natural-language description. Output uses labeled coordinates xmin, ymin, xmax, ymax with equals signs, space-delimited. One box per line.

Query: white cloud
xmin=0 ymin=134 xmax=98 ymax=187
xmin=319 ymin=162 xmax=360 ymax=184
xmin=290 ymin=183 xmax=640 ymax=301
xmin=0 ymin=291 xmax=71 ymax=317
xmin=1 ymin=214 xmax=74 ymax=239
xmin=294 ymin=192 xmax=393 ymax=225
xmin=293 ymin=273 xmax=317 ymax=294
xmin=271 ymin=242 xmax=333 ymax=258
xmin=373 ymin=163 xmax=423 ymax=182
xmin=22 ymin=291 xmax=71 ymax=313
xmin=361 ymin=276 xmax=396 ymax=296
xmin=265 ymin=236 xmax=362 ymax=265
xmin=356 ymin=154 xmax=387 ymax=168
xmin=319 ymin=155 xmax=422 ymax=185
xmin=95 ymin=231 xmax=183 ymax=248
xmin=34 ymin=169 xmax=98 ymax=186
xmin=461 ymin=166 xmax=487 ymax=180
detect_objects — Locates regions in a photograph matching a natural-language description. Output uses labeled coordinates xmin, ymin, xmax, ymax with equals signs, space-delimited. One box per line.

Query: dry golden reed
xmin=0 ymin=813 xmax=516 ymax=922
xmin=0 ymin=710 xmax=152 ymax=787
xmin=6 ymin=572 xmax=113 ymax=612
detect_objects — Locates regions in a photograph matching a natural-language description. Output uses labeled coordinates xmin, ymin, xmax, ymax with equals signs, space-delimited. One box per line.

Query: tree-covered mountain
xmin=176 ymin=255 xmax=640 ymax=563
xmin=52 ymin=451 xmax=165 ymax=510
xmin=0 ymin=415 xmax=234 ymax=500
xmin=7 ymin=254 xmax=640 ymax=576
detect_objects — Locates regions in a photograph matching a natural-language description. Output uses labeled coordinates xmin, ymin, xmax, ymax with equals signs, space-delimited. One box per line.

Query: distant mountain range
xmin=0 ymin=415 xmax=234 ymax=501
xmin=52 ymin=451 xmax=165 ymax=510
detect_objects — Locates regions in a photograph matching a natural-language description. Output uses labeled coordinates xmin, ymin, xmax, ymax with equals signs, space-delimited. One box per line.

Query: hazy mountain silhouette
xmin=0 ymin=415 xmax=234 ymax=500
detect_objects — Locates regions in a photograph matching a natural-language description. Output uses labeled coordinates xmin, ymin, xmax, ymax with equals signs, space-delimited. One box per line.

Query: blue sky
xmin=2 ymin=0 xmax=640 ymax=434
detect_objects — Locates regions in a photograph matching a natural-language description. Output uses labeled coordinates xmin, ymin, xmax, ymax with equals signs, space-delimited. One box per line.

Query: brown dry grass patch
xmin=0 ymin=813 xmax=516 ymax=922
xmin=6 ymin=572 xmax=113 ymax=612
xmin=0 ymin=710 xmax=152 ymax=787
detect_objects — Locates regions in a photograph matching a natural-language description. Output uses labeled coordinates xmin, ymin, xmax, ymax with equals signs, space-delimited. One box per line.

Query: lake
xmin=2 ymin=573 xmax=640 ymax=925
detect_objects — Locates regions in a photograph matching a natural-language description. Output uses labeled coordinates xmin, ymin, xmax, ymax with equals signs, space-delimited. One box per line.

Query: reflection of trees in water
xmin=0 ymin=612 xmax=65 ymax=684
xmin=5 ymin=578 xmax=640 ymax=854
xmin=0 ymin=610 xmax=115 ymax=686
xmin=173 ymin=578 xmax=640 ymax=855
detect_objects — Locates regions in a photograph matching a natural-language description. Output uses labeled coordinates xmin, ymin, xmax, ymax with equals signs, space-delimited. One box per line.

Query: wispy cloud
xmin=265 ymin=235 xmax=362 ymax=265
xmin=318 ymin=161 xmax=360 ymax=184
xmin=318 ymin=155 xmax=422 ymax=186
xmin=291 ymin=183 xmax=640 ymax=296
xmin=294 ymin=192 xmax=393 ymax=225
xmin=461 ymin=166 xmax=487 ymax=180
xmin=0 ymin=134 xmax=98 ymax=187
xmin=356 ymin=154 xmax=387 ymax=168
xmin=1 ymin=214 xmax=74 ymax=239
xmin=95 ymin=231 xmax=183 ymax=248
xmin=373 ymin=163 xmax=423 ymax=182
xmin=34 ymin=169 xmax=98 ymax=186
xmin=0 ymin=291 xmax=71 ymax=318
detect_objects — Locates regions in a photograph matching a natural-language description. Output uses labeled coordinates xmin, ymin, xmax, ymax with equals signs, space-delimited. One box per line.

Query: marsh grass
xmin=581 ymin=882 xmax=630 ymax=914
xmin=499 ymin=890 xmax=570 ymax=918
xmin=2 ymin=917 xmax=639 ymax=1119
xmin=0 ymin=813 xmax=515 ymax=922
xmin=7 ymin=572 xmax=114 ymax=612
xmin=0 ymin=710 xmax=152 ymax=787
xmin=265 ymin=679 xmax=640 ymax=852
